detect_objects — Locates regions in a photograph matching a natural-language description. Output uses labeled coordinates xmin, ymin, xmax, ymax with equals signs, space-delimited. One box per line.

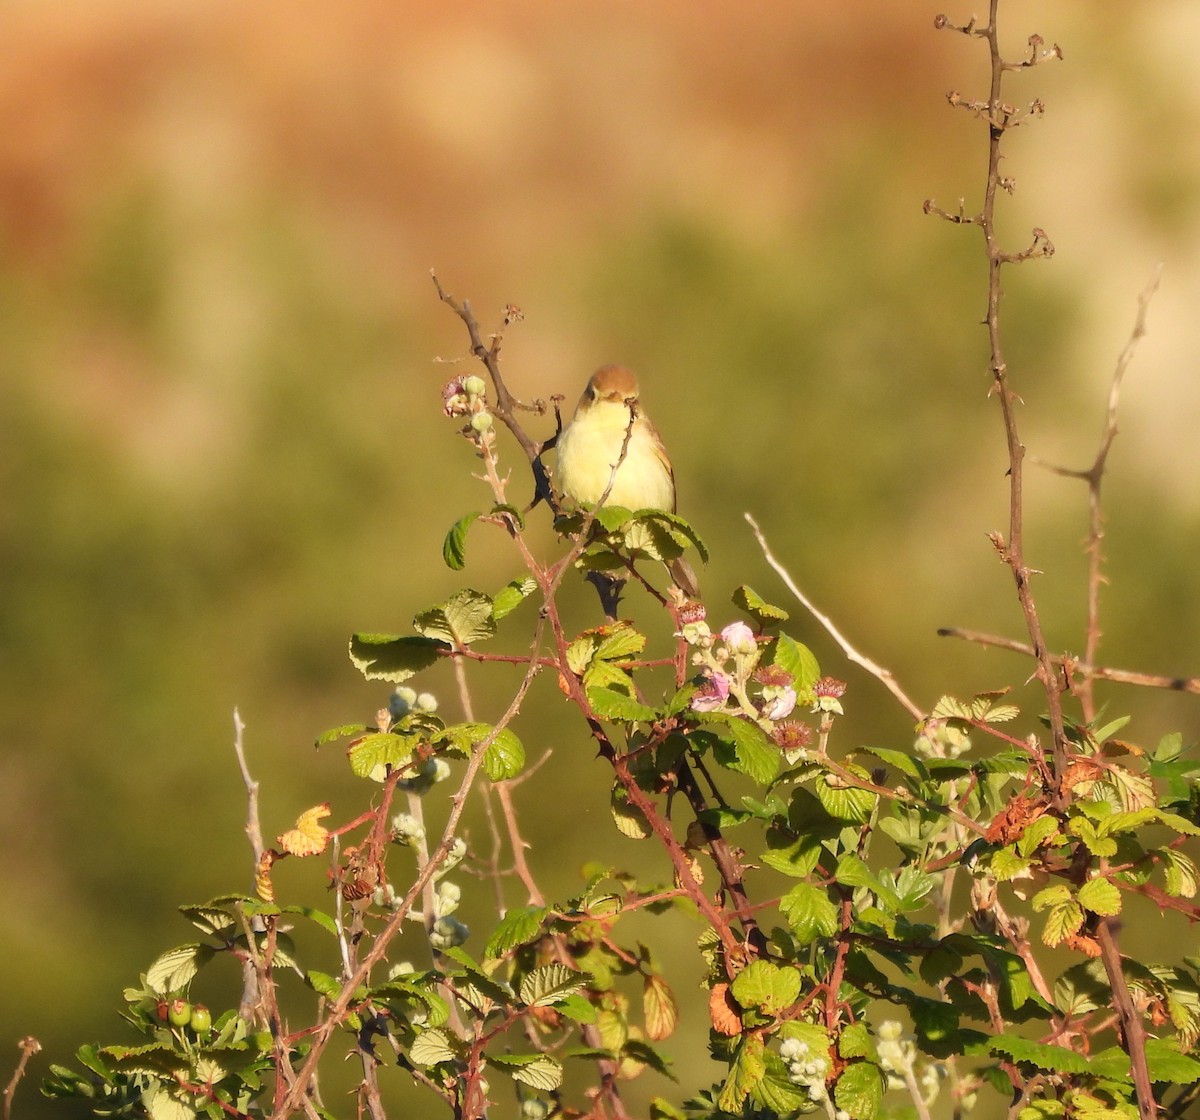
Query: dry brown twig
xmin=744 ymin=512 xmax=924 ymax=721
xmin=2 ymin=1038 xmax=41 ymax=1120
xmin=1029 ymin=266 xmax=1164 ymax=721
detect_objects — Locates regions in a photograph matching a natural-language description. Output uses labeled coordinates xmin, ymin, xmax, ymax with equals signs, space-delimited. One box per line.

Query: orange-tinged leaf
xmin=709 ymin=982 xmax=742 ymax=1037
xmin=278 ymin=803 xmax=332 ymax=857
xmin=256 ymin=850 xmax=277 ymax=903
xmin=643 ymin=974 xmax=679 ymax=1042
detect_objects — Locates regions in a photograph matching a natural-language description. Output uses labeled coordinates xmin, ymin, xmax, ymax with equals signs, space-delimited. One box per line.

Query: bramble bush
xmin=20 ymin=6 xmax=1200 ymax=1120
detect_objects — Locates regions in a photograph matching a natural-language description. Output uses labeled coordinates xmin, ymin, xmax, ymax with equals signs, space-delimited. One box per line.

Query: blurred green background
xmin=3 ymin=1 xmax=1200 ymax=1117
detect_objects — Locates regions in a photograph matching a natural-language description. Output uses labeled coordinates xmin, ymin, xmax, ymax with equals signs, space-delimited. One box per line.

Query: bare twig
xmin=1032 ymin=266 xmax=1163 ymax=720
xmin=938 ymin=626 xmax=1200 ymax=696
xmin=745 ymin=512 xmax=924 ymax=720
xmin=2 ymin=1038 xmax=40 ymax=1120
xmin=1096 ymin=917 xmax=1157 ymax=1120
xmin=232 ymin=710 xmax=266 ymax=1023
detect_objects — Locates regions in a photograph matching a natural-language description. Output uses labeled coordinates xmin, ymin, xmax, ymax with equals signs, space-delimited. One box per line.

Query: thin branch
xmin=1031 ymin=266 xmax=1163 ymax=721
xmin=2 ymin=1038 xmax=40 ymax=1120
xmin=745 ymin=513 xmax=924 ymax=720
xmin=1095 ymin=917 xmax=1157 ymax=1120
xmin=938 ymin=626 xmax=1200 ymax=696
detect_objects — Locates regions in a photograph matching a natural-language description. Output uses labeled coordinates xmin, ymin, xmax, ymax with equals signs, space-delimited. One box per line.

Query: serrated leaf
xmin=349 ymin=633 xmax=445 ymax=682
xmin=1158 ymin=810 xmax=1200 ymax=837
xmin=1041 ymin=899 xmax=1085 ymax=947
xmin=707 ymin=714 xmax=780 ymax=784
xmin=143 ymin=1086 xmax=197 ymax=1120
xmin=489 ymin=1052 xmax=564 ymax=1091
xmin=838 ymin=1022 xmax=875 ymax=1060
xmin=178 ymin=904 xmax=237 ymax=938
xmin=409 ymin=1027 xmax=456 ymax=1066
xmin=305 ymin=970 xmax=342 ymax=1000
xmin=492 ymin=576 xmax=537 ymax=621
xmin=610 ymin=784 xmax=652 ymax=839
xmin=854 ymin=745 xmax=928 ymax=783
xmin=414 ymin=589 xmax=496 ymax=647
xmin=990 ymin=1034 xmax=1092 ymax=1074
xmin=770 ymin=632 xmax=821 ymax=697
xmin=1017 ymin=813 xmax=1062 ymax=856
xmin=834 ymin=1061 xmax=885 ymax=1120
xmin=752 ymin=1052 xmax=813 ymax=1114
xmin=482 ymin=727 xmax=525 ymax=780
xmin=145 ymin=943 xmax=215 ymax=996
xmin=1145 ymin=1037 xmax=1200 ymax=1083
xmin=1160 ymin=847 xmax=1198 ymax=898
xmin=519 ymin=964 xmax=588 ymax=1007
xmin=594 ymin=623 xmax=647 ymax=661
xmin=779 ymin=882 xmax=839 ymax=945
xmin=484 ymin=906 xmax=550 ymax=959
xmin=556 ymin=993 xmax=599 ymax=1024
xmin=991 ymin=847 xmax=1033 ymax=881
xmin=347 ymin=732 xmax=416 ymax=780
xmin=730 ymin=960 xmax=801 ymax=1015
xmin=815 ymin=773 xmax=876 ymax=824
xmin=717 ymin=1035 xmax=765 ymax=1114
xmin=760 ymin=833 xmax=823 ymax=878
xmin=314 ymin=723 xmax=372 ymax=747
xmin=442 ymin=512 xmax=480 ymax=570
xmin=588 ymin=686 xmax=658 ymax=723
xmin=643 ymin=974 xmax=679 ymax=1041
xmin=277 ymin=803 xmax=332 ymax=856
xmin=1076 ymin=876 xmax=1122 ymax=916
xmin=732 ymin=584 xmax=789 ymax=626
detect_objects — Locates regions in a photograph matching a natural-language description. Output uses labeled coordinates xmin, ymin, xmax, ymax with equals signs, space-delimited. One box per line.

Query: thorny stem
xmin=2 ymin=1038 xmax=40 ymax=1120
xmin=974 ymin=0 xmax=1070 ymax=806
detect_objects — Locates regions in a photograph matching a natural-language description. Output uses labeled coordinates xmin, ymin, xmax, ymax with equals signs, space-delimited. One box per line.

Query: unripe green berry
xmin=470 ymin=411 xmax=493 ymax=433
xmin=189 ymin=1005 xmax=212 ymax=1035
xmin=167 ymin=999 xmax=192 ymax=1028
xmin=463 ymin=375 xmax=486 ymax=397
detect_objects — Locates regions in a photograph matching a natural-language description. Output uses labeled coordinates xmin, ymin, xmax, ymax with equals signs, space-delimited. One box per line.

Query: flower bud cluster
xmin=778 ymin=1038 xmax=831 ymax=1103
xmin=430 ymin=915 xmax=470 ymax=950
xmin=678 ymin=612 xmax=835 ymax=763
xmin=442 ymin=375 xmax=495 ymax=446
xmin=913 ymin=718 xmax=970 ymax=760
xmin=877 ymin=1021 xmax=942 ymax=1104
xmin=390 ymin=686 xmax=439 ymax=719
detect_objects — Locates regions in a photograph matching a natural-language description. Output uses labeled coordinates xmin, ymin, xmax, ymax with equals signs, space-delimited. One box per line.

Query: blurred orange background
xmin=3 ymin=2 xmax=1200 ymax=1117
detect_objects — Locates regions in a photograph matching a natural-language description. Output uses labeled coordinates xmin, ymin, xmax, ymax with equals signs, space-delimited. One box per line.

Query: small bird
xmin=556 ymin=364 xmax=699 ymax=598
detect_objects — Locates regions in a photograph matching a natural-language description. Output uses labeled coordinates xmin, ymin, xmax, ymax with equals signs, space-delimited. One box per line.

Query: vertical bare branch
xmin=2 ymin=1038 xmax=41 ymax=1120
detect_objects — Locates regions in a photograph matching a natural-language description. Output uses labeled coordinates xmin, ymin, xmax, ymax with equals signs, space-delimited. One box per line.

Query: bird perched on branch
xmin=555 ymin=364 xmax=699 ymax=600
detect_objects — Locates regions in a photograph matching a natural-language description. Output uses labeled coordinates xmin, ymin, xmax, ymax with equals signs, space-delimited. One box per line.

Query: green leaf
xmin=760 ymin=833 xmax=823 ymax=878
xmin=835 ymin=1061 xmax=885 ymax=1120
xmin=414 ymin=589 xmax=497 ymax=646
xmin=1144 ymin=1038 xmax=1200 ymax=1084
xmin=815 ymin=773 xmax=876 ymax=824
xmin=519 ymin=963 xmax=588 ymax=1007
xmin=752 ymin=1052 xmax=813 ymax=1114
xmin=1160 ymin=847 xmax=1198 ymax=898
xmin=442 ymin=512 xmax=480 ymax=570
xmin=991 ymin=847 xmax=1033 ymax=881
xmin=730 ymin=960 xmax=801 ymax=1015
xmin=989 ymin=1034 xmax=1092 ymax=1074
xmin=1016 ymin=813 xmax=1062 ymax=856
xmin=838 ymin=1022 xmax=876 ymax=1060
xmin=314 ymin=723 xmax=372 ymax=747
xmin=610 ymin=784 xmax=652 ymax=839
xmin=635 ymin=510 xmax=709 ymax=563
xmin=588 ymin=686 xmax=658 ymax=723
xmin=484 ymin=906 xmax=550 ymax=959
xmin=1042 ymin=899 xmax=1085 ymax=947
xmin=643 ymin=973 xmax=679 ymax=1041
xmin=732 ymin=584 xmax=789 ymax=626
xmin=145 ymin=943 xmax=215 ymax=995
xmin=489 ymin=1053 xmax=564 ymax=1091
xmin=492 ymin=576 xmax=537 ymax=621
xmin=349 ymin=634 xmax=445 ymax=682
xmin=305 ymin=970 xmax=342 ymax=1000
xmin=717 ymin=1035 xmax=765 ymax=1114
xmin=707 ymin=714 xmax=780 ymax=784
xmin=482 ymin=728 xmax=525 ymax=780
xmin=853 ymin=745 xmax=928 ymax=784
xmin=347 ymin=731 xmax=416 ymax=780
xmin=779 ymin=882 xmax=838 ymax=945
xmin=594 ymin=623 xmax=647 ymax=661
xmin=409 ymin=1027 xmax=456 ymax=1066
xmin=1076 ymin=876 xmax=1122 ymax=916
xmin=770 ymin=632 xmax=821 ymax=697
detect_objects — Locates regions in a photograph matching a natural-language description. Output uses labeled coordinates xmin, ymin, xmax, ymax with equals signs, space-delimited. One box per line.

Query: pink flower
xmin=761 ymin=687 xmax=797 ymax=721
xmin=720 ymin=621 xmax=757 ymax=656
xmin=690 ymin=672 xmax=731 ymax=713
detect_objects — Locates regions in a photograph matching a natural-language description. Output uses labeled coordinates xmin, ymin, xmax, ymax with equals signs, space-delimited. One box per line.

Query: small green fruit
xmin=167 ymin=999 xmax=192 ymax=1028
xmin=189 ymin=1005 xmax=212 ymax=1034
